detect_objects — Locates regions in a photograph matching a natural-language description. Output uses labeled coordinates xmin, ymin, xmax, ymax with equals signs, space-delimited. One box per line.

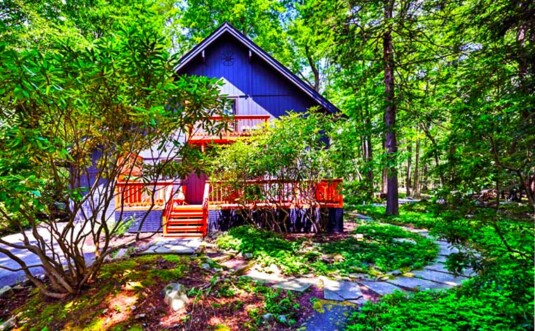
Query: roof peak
xmin=177 ymin=23 xmax=339 ymax=114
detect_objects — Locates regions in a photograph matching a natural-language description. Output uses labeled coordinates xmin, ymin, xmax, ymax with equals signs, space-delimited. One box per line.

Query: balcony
xmin=187 ymin=115 xmax=270 ymax=146
xmin=207 ymin=178 xmax=343 ymax=209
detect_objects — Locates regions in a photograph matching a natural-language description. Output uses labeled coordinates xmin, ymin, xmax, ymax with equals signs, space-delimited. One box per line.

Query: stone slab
xmin=355 ymin=214 xmax=374 ymax=221
xmin=272 ymin=278 xmax=316 ymax=292
xmin=426 ymin=263 xmax=475 ymax=278
xmin=434 ymin=255 xmax=448 ymax=263
xmin=387 ymin=277 xmax=452 ymax=290
xmin=303 ymin=302 xmax=356 ymax=331
xmin=412 ymin=269 xmax=468 ymax=286
xmin=436 ymin=242 xmax=460 ymax=256
xmin=323 ymin=279 xmax=363 ymax=301
xmin=358 ymin=281 xmax=405 ymax=296
xmin=243 ymin=269 xmax=285 ymax=284
xmin=424 ymin=263 xmax=451 ymax=274
xmin=138 ymin=239 xmax=201 ymax=255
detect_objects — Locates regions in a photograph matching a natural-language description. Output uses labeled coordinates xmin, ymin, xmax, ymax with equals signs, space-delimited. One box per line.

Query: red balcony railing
xmin=115 ymin=181 xmax=174 ymax=210
xmin=188 ymin=115 xmax=270 ymax=145
xmin=206 ymin=179 xmax=343 ymax=208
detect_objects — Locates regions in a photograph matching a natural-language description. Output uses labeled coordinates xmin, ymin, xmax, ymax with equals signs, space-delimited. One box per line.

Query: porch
xmin=114 ymin=178 xmax=343 ymax=237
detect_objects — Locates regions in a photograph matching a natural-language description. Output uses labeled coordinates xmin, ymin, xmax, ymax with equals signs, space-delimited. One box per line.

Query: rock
xmin=393 ymin=238 xmax=417 ymax=245
xmin=265 ymin=264 xmax=280 ymax=274
xmin=262 ymin=313 xmax=273 ymax=321
xmin=0 ymin=286 xmax=13 ymax=298
xmin=0 ymin=316 xmax=16 ymax=331
xmin=389 ymin=270 xmax=402 ymax=276
xmin=333 ymin=254 xmax=345 ymax=262
xmin=348 ymin=273 xmax=369 ymax=280
xmin=243 ymin=252 xmax=253 ymax=259
xmin=163 ymin=283 xmax=189 ymax=312
xmin=11 ymin=285 xmax=25 ymax=292
xmin=114 ymin=248 xmax=128 ymax=260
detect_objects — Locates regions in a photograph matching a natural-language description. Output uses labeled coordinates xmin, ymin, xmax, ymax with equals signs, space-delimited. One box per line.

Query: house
xmin=113 ymin=23 xmax=343 ymax=237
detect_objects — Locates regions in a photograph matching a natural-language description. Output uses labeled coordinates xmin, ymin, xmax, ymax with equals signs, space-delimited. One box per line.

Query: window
xmin=223 ymin=98 xmax=237 ymax=116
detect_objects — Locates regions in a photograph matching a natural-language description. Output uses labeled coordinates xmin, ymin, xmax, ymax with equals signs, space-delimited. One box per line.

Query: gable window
xmin=223 ymin=98 xmax=237 ymax=116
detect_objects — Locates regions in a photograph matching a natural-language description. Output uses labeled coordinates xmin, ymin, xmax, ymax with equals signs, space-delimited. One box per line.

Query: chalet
xmin=113 ymin=23 xmax=343 ymax=237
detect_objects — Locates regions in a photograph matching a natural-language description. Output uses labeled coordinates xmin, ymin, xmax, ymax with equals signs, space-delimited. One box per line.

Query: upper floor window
xmin=223 ymin=98 xmax=237 ymax=116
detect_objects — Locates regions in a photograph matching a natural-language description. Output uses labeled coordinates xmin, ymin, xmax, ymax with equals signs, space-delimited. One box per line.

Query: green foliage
xmin=0 ymin=0 xmax=226 ymax=298
xmin=347 ymin=203 xmax=534 ymax=331
xmin=348 ymin=288 xmax=531 ymax=331
xmin=216 ymin=224 xmax=437 ymax=276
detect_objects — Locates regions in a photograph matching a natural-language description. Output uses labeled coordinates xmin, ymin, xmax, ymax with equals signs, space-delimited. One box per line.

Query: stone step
xmin=387 ymin=277 xmax=452 ymax=291
xmin=322 ymin=278 xmax=364 ymax=301
xmin=358 ymin=280 xmax=405 ymax=296
xmin=412 ymin=269 xmax=468 ymax=286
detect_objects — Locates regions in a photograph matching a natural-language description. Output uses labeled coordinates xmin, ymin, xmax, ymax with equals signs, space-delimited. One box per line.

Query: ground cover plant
xmin=346 ymin=202 xmax=534 ymax=330
xmin=216 ymin=223 xmax=438 ymax=277
xmin=4 ymin=255 xmax=307 ymax=331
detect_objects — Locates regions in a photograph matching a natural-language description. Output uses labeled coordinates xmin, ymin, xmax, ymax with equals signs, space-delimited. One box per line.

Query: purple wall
xmin=178 ymin=33 xmax=317 ymax=118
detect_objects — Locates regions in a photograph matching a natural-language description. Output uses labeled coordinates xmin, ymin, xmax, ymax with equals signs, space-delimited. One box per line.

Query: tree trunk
xmin=413 ymin=137 xmax=421 ymax=199
xmin=364 ymin=107 xmax=374 ymax=199
xmin=383 ymin=0 xmax=399 ymax=216
xmin=406 ymin=141 xmax=412 ymax=196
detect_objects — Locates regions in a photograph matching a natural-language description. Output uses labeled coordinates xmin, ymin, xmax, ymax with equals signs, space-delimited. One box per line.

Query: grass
xmin=216 ymin=222 xmax=438 ymax=277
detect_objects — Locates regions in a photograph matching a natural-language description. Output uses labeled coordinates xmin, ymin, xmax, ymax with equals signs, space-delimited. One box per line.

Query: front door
xmin=185 ymin=172 xmax=207 ymax=204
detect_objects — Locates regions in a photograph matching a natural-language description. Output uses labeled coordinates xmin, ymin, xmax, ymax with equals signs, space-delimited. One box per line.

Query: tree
xmin=0 ymin=1 xmax=225 ymax=298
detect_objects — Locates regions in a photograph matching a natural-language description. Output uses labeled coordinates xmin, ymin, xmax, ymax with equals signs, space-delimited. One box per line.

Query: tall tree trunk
xmin=406 ymin=141 xmax=412 ymax=196
xmin=381 ymin=137 xmax=387 ymax=195
xmin=413 ymin=137 xmax=421 ymax=199
xmin=364 ymin=107 xmax=374 ymax=199
xmin=383 ymin=0 xmax=399 ymax=215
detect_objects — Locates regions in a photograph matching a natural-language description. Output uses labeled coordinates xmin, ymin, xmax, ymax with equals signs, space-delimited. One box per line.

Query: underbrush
xmin=13 ymin=255 xmax=304 ymax=331
xmin=216 ymin=223 xmax=438 ymax=276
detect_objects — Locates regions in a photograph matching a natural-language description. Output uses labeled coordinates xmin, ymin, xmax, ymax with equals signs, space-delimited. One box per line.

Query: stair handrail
xmin=201 ymin=182 xmax=211 ymax=236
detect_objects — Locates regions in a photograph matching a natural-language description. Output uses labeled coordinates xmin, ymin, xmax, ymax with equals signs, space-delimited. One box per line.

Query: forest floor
xmin=1 ymin=201 xmax=532 ymax=330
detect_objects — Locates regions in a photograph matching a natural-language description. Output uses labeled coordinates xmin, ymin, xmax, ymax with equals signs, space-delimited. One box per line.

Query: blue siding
xmin=178 ymin=33 xmax=316 ymax=118
xmin=116 ymin=210 xmax=163 ymax=233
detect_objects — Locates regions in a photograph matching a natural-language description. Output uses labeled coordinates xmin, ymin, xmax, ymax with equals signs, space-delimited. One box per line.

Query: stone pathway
xmin=136 ymin=238 xmax=202 ymax=255
xmin=213 ymin=214 xmax=474 ymax=330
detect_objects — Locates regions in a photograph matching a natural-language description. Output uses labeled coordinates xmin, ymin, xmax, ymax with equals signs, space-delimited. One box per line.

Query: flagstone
xmin=272 ymin=278 xmax=316 ymax=292
xmin=387 ymin=277 xmax=452 ymax=290
xmin=412 ymin=269 xmax=468 ymax=286
xmin=358 ymin=281 xmax=405 ymax=296
xmin=323 ymin=279 xmax=363 ymax=301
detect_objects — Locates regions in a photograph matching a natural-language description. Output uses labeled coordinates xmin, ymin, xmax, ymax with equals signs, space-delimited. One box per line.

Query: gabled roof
xmin=176 ymin=22 xmax=339 ymax=114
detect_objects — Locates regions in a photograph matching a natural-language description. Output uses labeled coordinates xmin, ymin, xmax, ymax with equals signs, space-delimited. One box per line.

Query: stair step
xmin=170 ymin=206 xmax=203 ymax=211
xmin=166 ymin=225 xmax=204 ymax=232
xmin=169 ymin=212 xmax=204 ymax=218
xmin=163 ymin=233 xmax=203 ymax=238
xmin=167 ymin=219 xmax=203 ymax=226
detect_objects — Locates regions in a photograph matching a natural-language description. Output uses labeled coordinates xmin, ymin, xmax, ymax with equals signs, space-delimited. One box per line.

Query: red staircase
xmin=163 ymin=201 xmax=208 ymax=237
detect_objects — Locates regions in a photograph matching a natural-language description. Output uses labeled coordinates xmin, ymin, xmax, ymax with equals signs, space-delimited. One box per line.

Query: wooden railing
xmin=188 ymin=115 xmax=270 ymax=144
xmin=115 ymin=181 xmax=174 ymax=210
xmin=207 ymin=179 xmax=343 ymax=208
